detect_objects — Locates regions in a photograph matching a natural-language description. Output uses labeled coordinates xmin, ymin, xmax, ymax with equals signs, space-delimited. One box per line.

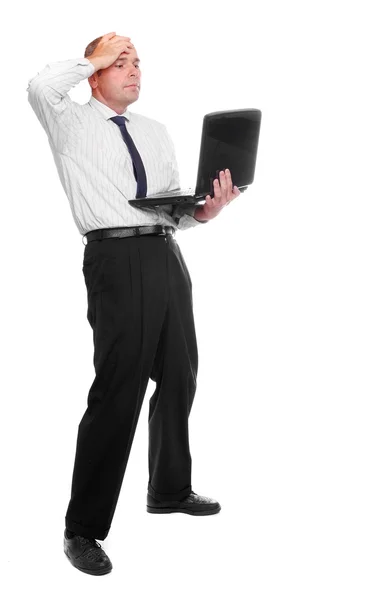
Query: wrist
xmin=194 ymin=205 xmax=209 ymax=222
xmin=87 ymin=56 xmax=105 ymax=73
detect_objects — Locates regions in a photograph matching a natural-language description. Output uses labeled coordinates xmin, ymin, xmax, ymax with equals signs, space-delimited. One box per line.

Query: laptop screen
xmin=195 ymin=109 xmax=262 ymax=197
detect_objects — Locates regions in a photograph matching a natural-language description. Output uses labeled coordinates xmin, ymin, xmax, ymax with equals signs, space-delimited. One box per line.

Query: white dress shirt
xmin=26 ymin=57 xmax=205 ymax=235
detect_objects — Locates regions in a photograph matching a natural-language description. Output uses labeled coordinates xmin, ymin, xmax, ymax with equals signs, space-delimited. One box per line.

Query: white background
xmin=2 ymin=0 xmax=392 ymax=597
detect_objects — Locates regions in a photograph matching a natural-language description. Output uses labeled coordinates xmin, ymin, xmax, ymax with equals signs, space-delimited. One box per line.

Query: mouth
xmin=125 ymin=84 xmax=140 ymax=89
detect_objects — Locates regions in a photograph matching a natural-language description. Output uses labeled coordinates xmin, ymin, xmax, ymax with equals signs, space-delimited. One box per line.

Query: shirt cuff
xmin=79 ymin=57 xmax=96 ymax=74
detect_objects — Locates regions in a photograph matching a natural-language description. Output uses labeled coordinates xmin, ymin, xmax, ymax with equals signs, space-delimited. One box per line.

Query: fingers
xmin=106 ymin=33 xmax=133 ymax=47
xmin=215 ymin=170 xmax=229 ymax=204
xmin=205 ymin=169 xmax=239 ymax=205
xmin=218 ymin=169 xmax=240 ymax=204
xmin=118 ymin=37 xmax=134 ymax=58
xmin=104 ymin=32 xmax=131 ymax=42
xmin=219 ymin=170 xmax=227 ymax=200
xmin=213 ymin=176 xmax=221 ymax=202
xmin=225 ymin=168 xmax=232 ymax=192
xmin=211 ymin=171 xmax=225 ymax=203
xmin=224 ymin=169 xmax=238 ymax=195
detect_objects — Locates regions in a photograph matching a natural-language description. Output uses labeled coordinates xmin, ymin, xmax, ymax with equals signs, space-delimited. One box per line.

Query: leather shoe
xmin=146 ymin=490 xmax=221 ymax=515
xmin=63 ymin=529 xmax=112 ymax=575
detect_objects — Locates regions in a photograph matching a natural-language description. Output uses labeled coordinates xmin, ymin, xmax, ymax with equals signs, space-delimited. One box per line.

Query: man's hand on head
xmin=88 ymin=32 xmax=134 ymax=72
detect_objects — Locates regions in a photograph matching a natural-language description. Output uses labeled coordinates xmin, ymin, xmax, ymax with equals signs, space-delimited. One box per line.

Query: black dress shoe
xmin=146 ymin=490 xmax=221 ymax=515
xmin=63 ymin=529 xmax=112 ymax=575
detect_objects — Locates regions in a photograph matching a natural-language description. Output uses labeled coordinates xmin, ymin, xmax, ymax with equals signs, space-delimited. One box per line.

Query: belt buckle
xmin=82 ymin=234 xmax=88 ymax=246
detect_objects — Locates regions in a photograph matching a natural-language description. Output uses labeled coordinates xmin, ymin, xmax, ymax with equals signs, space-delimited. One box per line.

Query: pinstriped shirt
xmin=26 ymin=57 xmax=205 ymax=235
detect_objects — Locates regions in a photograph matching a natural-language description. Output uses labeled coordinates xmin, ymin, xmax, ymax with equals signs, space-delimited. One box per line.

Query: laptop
xmin=128 ymin=108 xmax=262 ymax=208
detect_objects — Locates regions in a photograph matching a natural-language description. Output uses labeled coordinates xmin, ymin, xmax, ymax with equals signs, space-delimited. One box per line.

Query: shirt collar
xmin=88 ymin=95 xmax=131 ymax=122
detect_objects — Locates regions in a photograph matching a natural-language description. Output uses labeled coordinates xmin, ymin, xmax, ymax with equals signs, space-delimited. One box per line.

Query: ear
xmin=88 ymin=73 xmax=98 ymax=89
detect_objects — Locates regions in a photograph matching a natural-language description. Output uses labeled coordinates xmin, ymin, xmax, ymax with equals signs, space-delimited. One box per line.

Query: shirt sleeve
xmin=26 ymin=57 xmax=95 ymax=150
xmin=162 ymin=125 xmax=208 ymax=231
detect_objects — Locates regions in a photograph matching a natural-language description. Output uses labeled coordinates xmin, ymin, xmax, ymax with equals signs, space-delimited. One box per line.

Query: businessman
xmin=27 ymin=31 xmax=241 ymax=576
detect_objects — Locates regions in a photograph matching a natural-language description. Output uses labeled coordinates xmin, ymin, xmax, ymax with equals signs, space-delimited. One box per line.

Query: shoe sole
xmin=64 ymin=549 xmax=112 ymax=575
xmin=146 ymin=505 xmax=221 ymax=515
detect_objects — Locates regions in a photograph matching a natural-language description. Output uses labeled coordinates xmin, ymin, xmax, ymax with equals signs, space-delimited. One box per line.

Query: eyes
xmin=116 ymin=64 xmax=140 ymax=69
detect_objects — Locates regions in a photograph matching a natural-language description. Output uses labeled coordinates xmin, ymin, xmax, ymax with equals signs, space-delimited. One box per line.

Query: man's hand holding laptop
xmin=194 ymin=169 xmax=241 ymax=222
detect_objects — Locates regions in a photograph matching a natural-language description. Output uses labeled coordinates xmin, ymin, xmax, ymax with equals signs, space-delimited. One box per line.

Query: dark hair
xmin=84 ymin=35 xmax=103 ymax=78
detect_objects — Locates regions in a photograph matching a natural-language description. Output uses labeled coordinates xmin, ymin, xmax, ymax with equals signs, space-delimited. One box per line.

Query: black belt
xmin=82 ymin=225 xmax=176 ymax=245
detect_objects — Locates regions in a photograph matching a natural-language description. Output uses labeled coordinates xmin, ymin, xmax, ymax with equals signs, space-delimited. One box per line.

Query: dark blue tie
xmin=109 ymin=116 xmax=147 ymax=199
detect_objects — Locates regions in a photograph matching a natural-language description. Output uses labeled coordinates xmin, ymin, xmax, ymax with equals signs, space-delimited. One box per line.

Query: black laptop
xmin=128 ymin=108 xmax=262 ymax=208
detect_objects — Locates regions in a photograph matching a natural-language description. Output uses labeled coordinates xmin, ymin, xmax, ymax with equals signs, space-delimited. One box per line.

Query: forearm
xmin=27 ymin=57 xmax=95 ymax=100
xmin=27 ymin=58 xmax=95 ymax=135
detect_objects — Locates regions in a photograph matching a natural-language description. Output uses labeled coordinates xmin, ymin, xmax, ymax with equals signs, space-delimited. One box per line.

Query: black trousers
xmin=65 ymin=232 xmax=198 ymax=540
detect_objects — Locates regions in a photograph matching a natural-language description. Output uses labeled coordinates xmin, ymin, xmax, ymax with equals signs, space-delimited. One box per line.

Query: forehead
xmin=115 ymin=55 xmax=140 ymax=63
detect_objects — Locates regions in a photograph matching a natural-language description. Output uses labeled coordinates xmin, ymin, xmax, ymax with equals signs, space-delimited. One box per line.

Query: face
xmin=89 ymin=46 xmax=141 ymax=114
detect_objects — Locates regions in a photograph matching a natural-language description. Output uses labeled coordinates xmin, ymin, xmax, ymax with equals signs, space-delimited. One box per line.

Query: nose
xmin=128 ymin=69 xmax=140 ymax=80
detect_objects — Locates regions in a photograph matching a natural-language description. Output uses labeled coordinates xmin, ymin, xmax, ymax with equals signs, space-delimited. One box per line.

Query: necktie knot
xmin=110 ymin=115 xmax=127 ymax=127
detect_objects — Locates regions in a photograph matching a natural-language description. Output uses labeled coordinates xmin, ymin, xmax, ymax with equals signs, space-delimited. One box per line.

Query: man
xmin=27 ymin=31 xmax=241 ymax=576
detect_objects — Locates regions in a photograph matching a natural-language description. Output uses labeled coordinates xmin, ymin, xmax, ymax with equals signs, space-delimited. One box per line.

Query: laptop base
xmin=129 ymin=195 xmax=205 ymax=208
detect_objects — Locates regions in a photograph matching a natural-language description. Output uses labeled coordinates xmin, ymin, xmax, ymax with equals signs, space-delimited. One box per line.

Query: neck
xmin=92 ymin=93 xmax=128 ymax=116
